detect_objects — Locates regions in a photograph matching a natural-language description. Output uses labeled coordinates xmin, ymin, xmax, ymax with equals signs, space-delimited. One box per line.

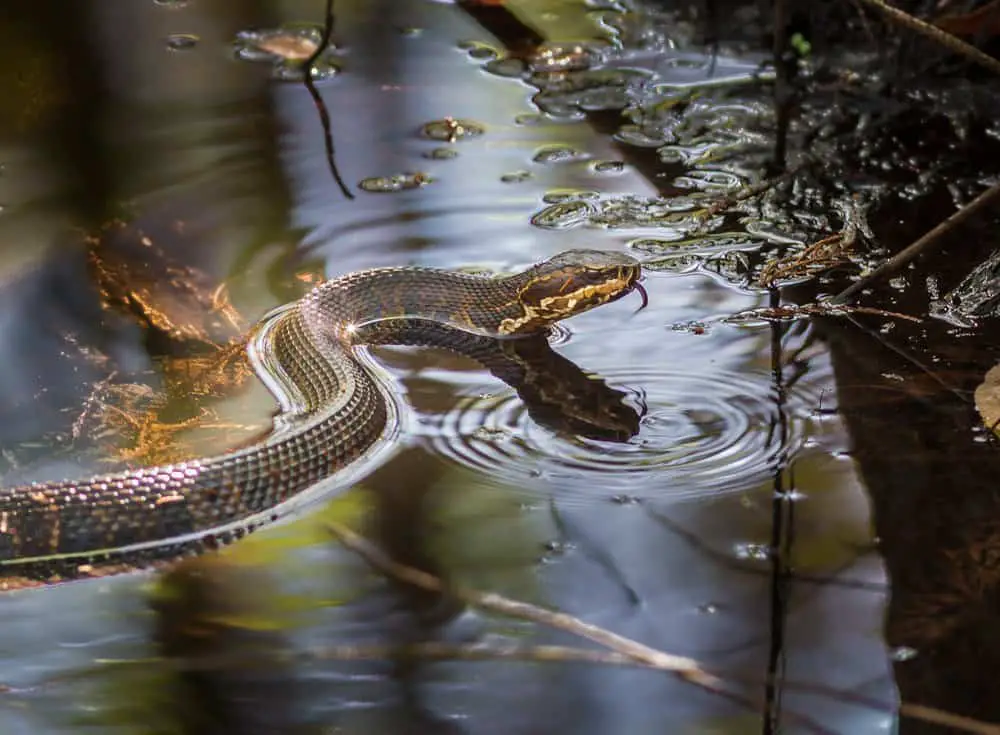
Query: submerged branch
xmin=324 ymin=521 xmax=716 ymax=687
xmin=324 ymin=521 xmax=1000 ymax=734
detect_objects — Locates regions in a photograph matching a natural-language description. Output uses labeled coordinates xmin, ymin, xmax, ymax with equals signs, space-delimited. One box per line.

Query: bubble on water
xmin=735 ymin=542 xmax=771 ymax=561
xmin=614 ymin=125 xmax=667 ymax=149
xmin=458 ymin=40 xmax=501 ymax=61
xmin=629 ymin=233 xmax=760 ymax=253
xmin=500 ymin=170 xmax=532 ymax=184
xmin=698 ymin=603 xmax=720 ymax=614
xmin=610 ymin=494 xmax=640 ymax=504
xmin=472 ymin=426 xmax=511 ymax=442
xmin=165 ymin=34 xmax=199 ymax=51
xmin=421 ymin=118 xmax=486 ymax=142
xmin=890 ymin=646 xmax=918 ymax=662
xmin=530 ymin=200 xmax=594 ymax=229
xmin=271 ymin=61 xmax=341 ymax=82
xmin=423 ymin=147 xmax=459 ymax=160
xmin=542 ymin=189 xmax=601 ymax=203
xmin=532 ymin=146 xmax=586 ymax=164
xmin=358 ymin=172 xmax=433 ymax=193
xmin=592 ymin=160 xmax=625 ymax=174
xmin=626 ymin=232 xmax=768 ymax=285
xmin=531 ymin=192 xmax=709 ymax=233
xmin=670 ymin=321 xmax=708 ymax=335
xmin=532 ymin=68 xmax=651 ymax=119
xmin=484 ymin=57 xmax=528 ymax=78
xmin=529 ymin=42 xmax=605 ymax=73
xmin=673 ymin=168 xmax=748 ymax=192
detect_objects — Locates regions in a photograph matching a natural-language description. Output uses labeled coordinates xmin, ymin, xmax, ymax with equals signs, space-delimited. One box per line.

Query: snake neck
xmin=302 ymin=266 xmax=528 ymax=340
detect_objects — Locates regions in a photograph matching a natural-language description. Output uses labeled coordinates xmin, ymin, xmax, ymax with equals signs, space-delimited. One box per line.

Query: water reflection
xmin=0 ymin=0 xmax=291 ymax=484
xmin=153 ymin=557 xmax=300 ymax=733
xmin=821 ymin=311 xmax=1000 ymax=730
xmin=424 ymin=362 xmax=823 ymax=503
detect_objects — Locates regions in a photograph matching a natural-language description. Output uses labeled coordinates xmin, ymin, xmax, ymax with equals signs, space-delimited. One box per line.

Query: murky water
xmin=0 ymin=0 xmax=911 ymax=733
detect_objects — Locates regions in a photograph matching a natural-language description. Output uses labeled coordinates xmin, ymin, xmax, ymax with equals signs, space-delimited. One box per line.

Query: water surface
xmin=0 ymin=1 xmax=896 ymax=733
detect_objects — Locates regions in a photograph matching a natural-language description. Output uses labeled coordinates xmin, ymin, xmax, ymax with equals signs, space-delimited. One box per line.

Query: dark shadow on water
xmin=154 ymin=558 xmax=301 ymax=735
xmin=818 ymin=308 xmax=1000 ymax=732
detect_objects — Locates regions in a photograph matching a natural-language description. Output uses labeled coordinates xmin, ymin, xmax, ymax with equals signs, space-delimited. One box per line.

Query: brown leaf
xmin=974 ymin=362 xmax=1000 ymax=430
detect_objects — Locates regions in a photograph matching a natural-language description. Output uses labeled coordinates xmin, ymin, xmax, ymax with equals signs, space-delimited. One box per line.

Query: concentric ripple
xmin=420 ymin=368 xmax=822 ymax=503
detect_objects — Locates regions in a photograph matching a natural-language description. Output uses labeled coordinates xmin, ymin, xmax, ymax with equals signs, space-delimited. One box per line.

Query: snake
xmin=0 ymin=249 xmax=645 ymax=586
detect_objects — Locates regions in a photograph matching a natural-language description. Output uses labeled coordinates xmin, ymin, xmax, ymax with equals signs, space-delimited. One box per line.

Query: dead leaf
xmin=974 ymin=363 xmax=1000 ymax=430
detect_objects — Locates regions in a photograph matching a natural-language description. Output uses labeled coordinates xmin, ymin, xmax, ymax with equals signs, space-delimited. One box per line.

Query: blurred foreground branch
xmin=324 ymin=521 xmax=1000 ymax=735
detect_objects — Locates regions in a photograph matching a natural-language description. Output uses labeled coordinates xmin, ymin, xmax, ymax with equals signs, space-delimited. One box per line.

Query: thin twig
xmin=779 ymin=679 xmax=1000 ymax=735
xmin=854 ymin=0 xmax=1000 ymax=77
xmin=900 ymin=704 xmax=1000 ymax=735
xmin=644 ymin=505 xmax=887 ymax=595
xmin=325 ymin=521 xmax=714 ymax=686
xmin=303 ymin=0 xmax=353 ymax=199
xmin=831 ymin=179 xmax=1000 ymax=305
xmin=324 ymin=521 xmax=835 ymax=734
xmin=3 ymin=542 xmax=995 ymax=734
xmin=325 ymin=521 xmax=1000 ymax=734
xmin=840 ymin=313 xmax=971 ymax=403
xmin=13 ymin=638 xmax=1000 ymax=734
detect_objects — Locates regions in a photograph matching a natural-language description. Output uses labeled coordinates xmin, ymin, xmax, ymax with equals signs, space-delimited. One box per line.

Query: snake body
xmin=0 ymin=249 xmax=642 ymax=583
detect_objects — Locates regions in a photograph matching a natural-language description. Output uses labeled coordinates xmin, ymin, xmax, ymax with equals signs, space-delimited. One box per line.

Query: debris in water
xmin=532 ymin=146 xmax=586 ymax=164
xmin=233 ymin=25 xmax=340 ymax=81
xmin=165 ymin=34 xmax=199 ymax=51
xmin=421 ymin=117 xmax=485 ymax=143
xmin=358 ymin=172 xmax=433 ymax=193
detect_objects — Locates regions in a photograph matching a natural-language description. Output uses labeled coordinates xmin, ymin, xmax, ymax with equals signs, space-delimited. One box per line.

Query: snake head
xmin=500 ymin=249 xmax=645 ymax=335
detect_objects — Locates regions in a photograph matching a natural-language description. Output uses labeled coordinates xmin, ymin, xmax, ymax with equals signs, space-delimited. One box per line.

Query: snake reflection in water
xmin=0 ymin=249 xmax=647 ymax=586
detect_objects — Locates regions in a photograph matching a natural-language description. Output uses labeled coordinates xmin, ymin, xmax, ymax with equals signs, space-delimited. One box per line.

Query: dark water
xmin=6 ymin=0 xmax=981 ymax=732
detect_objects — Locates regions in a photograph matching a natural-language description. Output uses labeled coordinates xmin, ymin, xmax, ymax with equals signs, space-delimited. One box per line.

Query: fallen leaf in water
xmin=256 ymin=33 xmax=318 ymax=61
xmin=974 ymin=363 xmax=1000 ymax=430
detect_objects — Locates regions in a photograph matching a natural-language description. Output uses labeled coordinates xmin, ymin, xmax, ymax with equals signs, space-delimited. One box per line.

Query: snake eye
xmin=580 ymin=269 xmax=606 ymax=283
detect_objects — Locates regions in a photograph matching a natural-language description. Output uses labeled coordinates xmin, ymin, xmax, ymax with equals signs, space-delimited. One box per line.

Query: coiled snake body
xmin=0 ymin=249 xmax=643 ymax=585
